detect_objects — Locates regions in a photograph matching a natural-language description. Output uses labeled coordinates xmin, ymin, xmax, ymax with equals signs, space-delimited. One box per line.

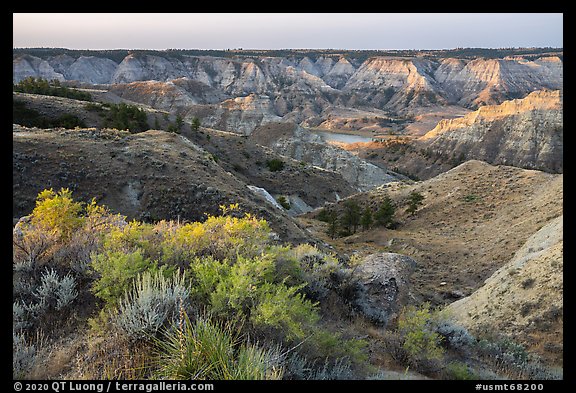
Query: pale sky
xmin=13 ymin=13 xmax=563 ymax=50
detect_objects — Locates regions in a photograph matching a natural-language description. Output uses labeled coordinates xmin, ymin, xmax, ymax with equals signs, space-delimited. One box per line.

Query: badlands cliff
xmin=249 ymin=122 xmax=400 ymax=191
xmin=13 ymin=50 xmax=563 ymax=134
xmin=419 ymin=90 xmax=563 ymax=173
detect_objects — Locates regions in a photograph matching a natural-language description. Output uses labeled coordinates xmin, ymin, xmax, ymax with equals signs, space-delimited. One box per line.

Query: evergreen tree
xmin=176 ymin=114 xmax=184 ymax=131
xmin=374 ymin=196 xmax=395 ymax=228
xmin=191 ymin=117 xmax=201 ymax=131
xmin=406 ymin=191 xmax=424 ymax=216
xmin=340 ymin=200 xmax=361 ymax=235
xmin=326 ymin=210 xmax=339 ymax=239
xmin=360 ymin=206 xmax=373 ymax=231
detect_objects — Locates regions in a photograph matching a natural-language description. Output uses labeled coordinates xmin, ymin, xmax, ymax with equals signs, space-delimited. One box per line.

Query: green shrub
xmin=445 ymin=361 xmax=476 ymax=380
xmin=397 ymin=303 xmax=444 ymax=361
xmin=102 ymin=220 xmax=160 ymax=258
xmin=208 ymin=254 xmax=276 ymax=318
xmin=91 ymin=249 xmax=158 ymax=306
xmin=251 ymin=282 xmax=319 ymax=341
xmin=30 ymin=188 xmax=84 ymax=242
xmin=200 ymin=211 xmax=272 ymax=261
xmin=187 ymin=255 xmax=230 ymax=303
xmin=266 ymin=158 xmax=285 ymax=172
xmin=187 ymin=251 xmax=323 ymax=346
xmin=276 ymin=195 xmax=291 ymax=210
xmin=303 ymin=328 xmax=368 ymax=366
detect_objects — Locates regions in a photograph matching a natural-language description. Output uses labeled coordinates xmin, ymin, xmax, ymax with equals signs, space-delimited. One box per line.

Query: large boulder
xmin=349 ymin=252 xmax=417 ymax=326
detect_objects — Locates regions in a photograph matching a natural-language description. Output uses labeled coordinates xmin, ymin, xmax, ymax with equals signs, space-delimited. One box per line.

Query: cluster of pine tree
xmin=317 ymin=191 xmax=424 ymax=239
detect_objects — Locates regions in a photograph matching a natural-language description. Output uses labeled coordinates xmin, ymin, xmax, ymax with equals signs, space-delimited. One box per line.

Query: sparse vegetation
xmin=266 ymin=158 xmax=285 ymax=172
xmin=13 ymin=100 xmax=86 ymax=129
xmin=13 ymin=190 xmax=367 ymax=379
xmin=191 ymin=116 xmax=201 ymax=131
xmin=276 ymin=195 xmax=291 ymax=210
xmin=14 ymin=77 xmax=93 ymax=101
xmin=101 ymin=102 xmax=149 ymax=132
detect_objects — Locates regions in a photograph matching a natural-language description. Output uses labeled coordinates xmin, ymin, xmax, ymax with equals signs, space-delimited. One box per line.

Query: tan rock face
xmin=419 ymin=90 xmax=563 ymax=173
xmin=422 ymin=90 xmax=562 ymax=138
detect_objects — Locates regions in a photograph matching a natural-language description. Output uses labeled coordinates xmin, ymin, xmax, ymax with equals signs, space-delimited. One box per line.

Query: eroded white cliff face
xmin=66 ymin=56 xmax=118 ymax=84
xmin=13 ymin=52 xmax=563 ymax=135
xmin=420 ymin=90 xmax=563 ymax=173
xmin=14 ymin=52 xmax=562 ymax=104
xmin=251 ymin=124 xmax=399 ymax=191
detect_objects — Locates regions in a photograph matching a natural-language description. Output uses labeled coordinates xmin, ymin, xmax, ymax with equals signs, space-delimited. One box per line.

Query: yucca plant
xmin=153 ymin=312 xmax=284 ymax=380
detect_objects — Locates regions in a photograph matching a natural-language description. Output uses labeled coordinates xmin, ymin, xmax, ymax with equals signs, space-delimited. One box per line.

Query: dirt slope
xmin=301 ymin=160 xmax=563 ymax=305
xmin=447 ymin=215 xmax=563 ymax=365
xmin=13 ymin=125 xmax=315 ymax=244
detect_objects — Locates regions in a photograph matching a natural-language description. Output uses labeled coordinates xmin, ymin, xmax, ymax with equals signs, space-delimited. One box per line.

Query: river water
xmin=313 ymin=130 xmax=374 ymax=144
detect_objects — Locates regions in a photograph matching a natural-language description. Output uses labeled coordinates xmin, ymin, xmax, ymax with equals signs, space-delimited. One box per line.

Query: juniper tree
xmin=374 ymin=196 xmax=395 ymax=228
xmin=326 ymin=210 xmax=339 ymax=239
xmin=340 ymin=200 xmax=361 ymax=235
xmin=406 ymin=191 xmax=424 ymax=216
xmin=360 ymin=206 xmax=373 ymax=231
xmin=191 ymin=117 xmax=201 ymax=131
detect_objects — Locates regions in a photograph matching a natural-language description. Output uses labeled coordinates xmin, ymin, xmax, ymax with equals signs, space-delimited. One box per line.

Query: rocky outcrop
xmin=343 ymin=57 xmax=444 ymax=110
xmin=66 ymin=56 xmax=118 ymax=84
xmin=431 ymin=56 xmax=563 ymax=108
xmin=446 ymin=215 xmax=563 ymax=363
xmin=13 ymin=54 xmax=65 ymax=82
xmin=13 ymin=51 xmax=563 ymax=134
xmin=348 ymin=252 xmax=418 ymax=326
xmin=250 ymin=123 xmax=400 ymax=191
xmin=419 ymin=90 xmax=563 ymax=173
